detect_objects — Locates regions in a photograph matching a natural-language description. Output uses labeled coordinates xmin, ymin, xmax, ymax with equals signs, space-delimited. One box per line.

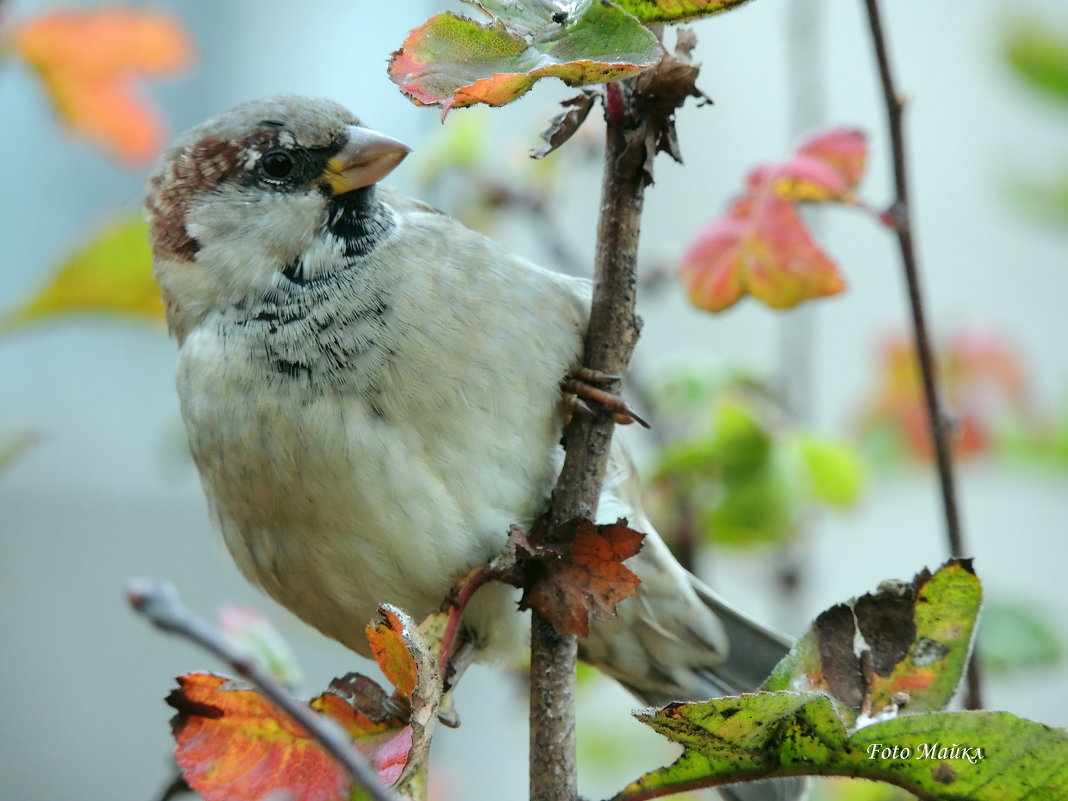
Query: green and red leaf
xmin=762 ymin=560 xmax=982 ymax=728
xmin=389 ymin=0 xmax=661 ymax=116
xmin=859 ymin=330 xmax=1032 ymax=462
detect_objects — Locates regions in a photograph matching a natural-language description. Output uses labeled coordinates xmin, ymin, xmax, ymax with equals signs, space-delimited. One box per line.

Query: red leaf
xmin=13 ymin=10 xmax=194 ymax=165
xmin=746 ymin=128 xmax=867 ymax=204
xmin=168 ymin=673 xmax=407 ymax=801
xmin=797 ymin=127 xmax=868 ymax=191
xmin=522 ymin=519 xmax=645 ymax=637
xmin=679 ymin=127 xmax=863 ymax=312
xmin=680 ymin=190 xmax=847 ymax=313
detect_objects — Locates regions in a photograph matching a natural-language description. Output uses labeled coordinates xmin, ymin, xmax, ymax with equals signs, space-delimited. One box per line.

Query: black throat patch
xmin=280 ymin=186 xmax=396 ymax=286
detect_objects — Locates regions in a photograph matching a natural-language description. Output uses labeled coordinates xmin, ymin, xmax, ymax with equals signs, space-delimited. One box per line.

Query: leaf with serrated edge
xmin=522 ymin=519 xmax=644 ymax=637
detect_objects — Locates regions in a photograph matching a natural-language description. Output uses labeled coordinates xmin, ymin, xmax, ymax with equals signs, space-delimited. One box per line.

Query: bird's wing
xmin=583 ymin=441 xmax=793 ymax=706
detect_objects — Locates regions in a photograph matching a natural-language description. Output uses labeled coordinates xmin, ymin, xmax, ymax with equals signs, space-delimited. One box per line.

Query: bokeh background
xmin=2 ymin=1 xmax=1067 ymax=799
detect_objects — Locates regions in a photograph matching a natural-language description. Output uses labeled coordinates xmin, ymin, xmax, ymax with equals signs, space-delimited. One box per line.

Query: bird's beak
xmin=323 ymin=126 xmax=411 ymax=195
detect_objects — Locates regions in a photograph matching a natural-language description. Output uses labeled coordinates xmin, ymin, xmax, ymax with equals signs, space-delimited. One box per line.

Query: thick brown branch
xmin=529 ymin=78 xmax=652 ymax=800
xmin=862 ymin=0 xmax=980 ymax=709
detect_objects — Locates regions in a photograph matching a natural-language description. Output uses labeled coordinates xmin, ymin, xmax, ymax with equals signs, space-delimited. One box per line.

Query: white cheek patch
xmin=187 ymin=186 xmax=329 ymax=295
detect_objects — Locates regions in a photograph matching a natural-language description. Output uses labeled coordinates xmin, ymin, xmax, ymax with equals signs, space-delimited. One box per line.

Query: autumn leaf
xmin=367 ymin=606 xmax=422 ymax=702
xmin=859 ymin=330 xmax=1032 ymax=462
xmin=520 ymin=518 xmax=645 ymax=637
xmin=0 ymin=215 xmax=163 ymax=335
xmin=365 ymin=604 xmax=444 ymax=794
xmin=679 ymin=128 xmax=866 ymax=313
xmin=168 ymin=672 xmax=409 ymax=801
xmin=679 ymin=190 xmax=846 ymax=312
xmin=12 ymin=10 xmax=194 ymax=165
xmin=389 ymin=0 xmax=661 ymax=116
xmin=609 ymin=562 xmax=1006 ymax=800
xmin=762 ymin=560 xmax=981 ymax=728
xmin=748 ymin=127 xmax=868 ymax=204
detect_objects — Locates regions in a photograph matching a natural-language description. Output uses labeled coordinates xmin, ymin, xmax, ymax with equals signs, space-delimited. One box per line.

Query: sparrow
xmin=146 ymin=95 xmax=791 ymax=708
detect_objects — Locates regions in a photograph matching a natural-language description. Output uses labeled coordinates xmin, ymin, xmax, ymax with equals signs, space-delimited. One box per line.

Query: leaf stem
xmin=126 ymin=580 xmax=400 ymax=801
xmin=862 ymin=0 xmax=981 ymax=709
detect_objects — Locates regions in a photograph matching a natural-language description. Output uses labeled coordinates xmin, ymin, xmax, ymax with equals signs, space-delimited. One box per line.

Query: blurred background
xmin=2 ymin=1 xmax=1067 ymax=799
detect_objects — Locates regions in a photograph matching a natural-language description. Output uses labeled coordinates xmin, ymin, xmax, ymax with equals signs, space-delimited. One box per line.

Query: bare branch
xmin=126 ymin=579 xmax=401 ymax=801
xmin=861 ymin=0 xmax=981 ymax=709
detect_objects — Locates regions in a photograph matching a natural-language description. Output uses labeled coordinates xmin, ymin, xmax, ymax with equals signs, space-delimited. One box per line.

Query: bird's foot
xmin=562 ymin=367 xmax=650 ymax=428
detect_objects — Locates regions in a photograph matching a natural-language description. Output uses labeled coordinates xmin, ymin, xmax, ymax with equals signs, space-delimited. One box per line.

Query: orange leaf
xmin=680 ymin=190 xmax=847 ymax=313
xmin=168 ymin=672 xmax=408 ymax=801
xmin=860 ymin=330 xmax=1031 ymax=461
xmin=13 ymin=10 xmax=194 ymax=165
xmin=522 ymin=519 xmax=645 ymax=637
xmin=366 ymin=606 xmax=419 ymax=702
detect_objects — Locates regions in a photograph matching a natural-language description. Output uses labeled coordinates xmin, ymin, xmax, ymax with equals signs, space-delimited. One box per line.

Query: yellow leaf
xmin=4 ymin=216 xmax=164 ymax=333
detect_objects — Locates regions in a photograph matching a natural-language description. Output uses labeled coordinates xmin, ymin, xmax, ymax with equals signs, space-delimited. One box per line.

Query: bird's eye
xmin=261 ymin=151 xmax=295 ymax=180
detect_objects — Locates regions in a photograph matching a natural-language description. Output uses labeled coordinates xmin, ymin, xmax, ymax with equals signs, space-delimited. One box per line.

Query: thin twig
xmin=862 ymin=0 xmax=981 ymax=709
xmin=127 ymin=580 xmax=400 ymax=801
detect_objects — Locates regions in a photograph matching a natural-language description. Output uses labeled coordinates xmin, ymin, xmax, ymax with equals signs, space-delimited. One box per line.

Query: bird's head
xmin=146 ymin=95 xmax=410 ymax=336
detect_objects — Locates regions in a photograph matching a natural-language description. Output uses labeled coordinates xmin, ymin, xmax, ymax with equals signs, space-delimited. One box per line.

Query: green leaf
xmin=703 ymin=469 xmax=793 ymax=546
xmin=978 ymin=600 xmax=1062 ymax=674
xmin=708 ymin=401 xmax=772 ymax=476
xmin=1004 ymin=22 xmax=1068 ymax=103
xmin=1 ymin=215 xmax=163 ymax=334
xmin=613 ymin=0 xmax=755 ymax=24
xmin=616 ymin=693 xmax=1068 ymax=801
xmin=0 ymin=432 xmax=38 ymax=473
xmin=217 ymin=605 xmax=304 ymax=689
xmin=763 ymin=560 xmax=981 ymax=729
xmin=388 ymin=0 xmax=661 ymax=115
xmin=789 ymin=432 xmax=866 ymax=508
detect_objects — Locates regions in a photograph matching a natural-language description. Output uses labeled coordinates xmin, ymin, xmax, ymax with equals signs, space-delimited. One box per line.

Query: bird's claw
xmin=562 ymin=367 xmax=650 ymax=429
